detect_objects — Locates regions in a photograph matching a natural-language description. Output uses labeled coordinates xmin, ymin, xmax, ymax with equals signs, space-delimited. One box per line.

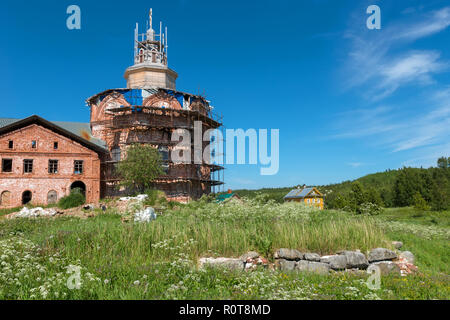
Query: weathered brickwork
xmin=0 ymin=124 xmax=101 ymax=208
xmin=88 ymin=89 xmax=223 ymax=201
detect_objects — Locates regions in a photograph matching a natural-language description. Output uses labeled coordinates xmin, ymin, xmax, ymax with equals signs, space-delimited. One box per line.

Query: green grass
xmin=0 ymin=199 xmax=448 ymax=300
xmin=376 ymin=207 xmax=450 ymax=275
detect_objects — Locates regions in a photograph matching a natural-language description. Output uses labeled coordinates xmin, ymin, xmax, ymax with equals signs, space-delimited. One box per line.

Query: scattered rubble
xmin=399 ymin=251 xmax=415 ymax=264
xmin=134 ymin=207 xmax=157 ymax=223
xmin=83 ymin=204 xmax=95 ymax=210
xmin=13 ymin=207 xmax=61 ymax=218
xmin=119 ymin=194 xmax=148 ymax=202
xmin=395 ymin=254 xmax=418 ymax=276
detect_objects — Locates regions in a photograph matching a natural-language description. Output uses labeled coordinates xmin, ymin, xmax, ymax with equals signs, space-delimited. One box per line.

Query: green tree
xmin=116 ymin=144 xmax=164 ymax=193
xmin=437 ymin=156 xmax=449 ymax=169
xmin=351 ymin=181 xmax=366 ymax=206
xmin=349 ymin=181 xmax=366 ymax=213
xmin=333 ymin=194 xmax=351 ymax=210
xmin=365 ymin=186 xmax=383 ymax=207
xmin=412 ymin=192 xmax=429 ymax=211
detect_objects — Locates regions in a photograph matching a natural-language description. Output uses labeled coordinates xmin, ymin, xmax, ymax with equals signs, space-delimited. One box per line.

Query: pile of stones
xmin=10 ymin=207 xmax=62 ymax=219
xmin=198 ymin=241 xmax=417 ymax=276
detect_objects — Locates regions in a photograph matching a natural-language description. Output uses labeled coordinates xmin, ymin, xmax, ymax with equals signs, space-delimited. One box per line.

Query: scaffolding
xmin=99 ymin=102 xmax=225 ymax=200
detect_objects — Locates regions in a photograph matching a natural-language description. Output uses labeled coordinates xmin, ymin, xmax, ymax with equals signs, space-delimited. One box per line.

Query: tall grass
xmin=1 ymin=199 xmax=389 ymax=267
xmin=0 ymin=199 xmax=448 ymax=300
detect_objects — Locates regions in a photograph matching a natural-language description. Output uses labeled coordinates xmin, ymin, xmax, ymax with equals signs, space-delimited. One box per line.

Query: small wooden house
xmin=216 ymin=189 xmax=242 ymax=203
xmin=284 ymin=187 xmax=324 ymax=210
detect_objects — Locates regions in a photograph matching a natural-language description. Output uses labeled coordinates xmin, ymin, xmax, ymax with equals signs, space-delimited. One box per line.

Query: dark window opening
xmin=22 ymin=191 xmax=32 ymax=205
xmin=70 ymin=181 xmax=86 ymax=197
xmin=74 ymin=160 xmax=84 ymax=174
xmin=49 ymin=160 xmax=58 ymax=174
xmin=8 ymin=141 xmax=13 ymax=149
xmin=2 ymin=159 xmax=12 ymax=173
xmin=54 ymin=142 xmax=58 ymax=150
xmin=162 ymin=164 xmax=169 ymax=174
xmin=24 ymin=159 xmax=33 ymax=173
xmin=158 ymin=146 xmax=169 ymax=161
xmin=31 ymin=141 xmax=37 ymax=149
xmin=112 ymin=147 xmax=121 ymax=162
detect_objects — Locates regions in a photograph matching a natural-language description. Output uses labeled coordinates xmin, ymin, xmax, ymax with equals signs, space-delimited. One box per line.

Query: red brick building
xmin=0 ymin=116 xmax=106 ymax=208
xmin=0 ymin=9 xmax=224 ymax=208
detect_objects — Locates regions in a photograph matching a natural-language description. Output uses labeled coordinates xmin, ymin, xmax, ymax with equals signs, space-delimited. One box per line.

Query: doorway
xmin=22 ymin=191 xmax=32 ymax=205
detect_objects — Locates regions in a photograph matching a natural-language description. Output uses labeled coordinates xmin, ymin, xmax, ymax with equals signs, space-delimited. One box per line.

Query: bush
xmin=413 ymin=192 xmax=430 ymax=211
xmin=357 ymin=202 xmax=382 ymax=215
xmin=58 ymin=188 xmax=85 ymax=209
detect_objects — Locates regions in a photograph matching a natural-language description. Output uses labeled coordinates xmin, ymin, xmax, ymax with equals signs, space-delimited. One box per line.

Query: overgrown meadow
xmin=0 ymin=197 xmax=448 ymax=300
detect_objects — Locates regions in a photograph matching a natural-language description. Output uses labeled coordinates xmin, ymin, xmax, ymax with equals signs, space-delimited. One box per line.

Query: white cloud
xmin=347 ymin=162 xmax=364 ymax=168
xmin=394 ymin=7 xmax=450 ymax=41
xmin=333 ymin=6 xmax=450 ymax=162
xmin=344 ymin=7 xmax=450 ymax=98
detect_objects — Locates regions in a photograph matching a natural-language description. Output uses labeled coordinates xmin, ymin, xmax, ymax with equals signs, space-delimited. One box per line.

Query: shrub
xmin=357 ymin=202 xmax=382 ymax=215
xmin=143 ymin=189 xmax=165 ymax=206
xmin=58 ymin=188 xmax=85 ymax=209
xmin=413 ymin=192 xmax=430 ymax=211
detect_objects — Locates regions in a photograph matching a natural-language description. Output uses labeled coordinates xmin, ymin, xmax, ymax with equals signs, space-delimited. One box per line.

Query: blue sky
xmin=1 ymin=0 xmax=449 ymax=190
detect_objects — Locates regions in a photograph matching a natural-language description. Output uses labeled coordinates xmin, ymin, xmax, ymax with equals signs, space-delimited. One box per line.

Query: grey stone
xmin=399 ymin=251 xmax=415 ymax=264
xmin=303 ymin=253 xmax=321 ymax=262
xmin=295 ymin=260 xmax=330 ymax=275
xmin=392 ymin=241 xmax=403 ymax=249
xmin=239 ymin=251 xmax=260 ymax=261
xmin=369 ymin=261 xmax=401 ymax=276
xmin=198 ymin=258 xmax=244 ymax=271
xmin=344 ymin=268 xmax=366 ymax=276
xmin=340 ymin=251 xmax=369 ymax=269
xmin=277 ymin=259 xmax=296 ymax=271
xmin=368 ymin=248 xmax=397 ymax=262
xmin=274 ymin=248 xmax=304 ymax=261
xmin=320 ymin=255 xmax=348 ymax=270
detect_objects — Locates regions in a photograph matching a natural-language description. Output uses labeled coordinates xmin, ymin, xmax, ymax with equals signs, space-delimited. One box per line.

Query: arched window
xmin=22 ymin=191 xmax=32 ymax=205
xmin=47 ymin=190 xmax=58 ymax=204
xmin=1 ymin=191 xmax=11 ymax=206
xmin=70 ymin=181 xmax=86 ymax=197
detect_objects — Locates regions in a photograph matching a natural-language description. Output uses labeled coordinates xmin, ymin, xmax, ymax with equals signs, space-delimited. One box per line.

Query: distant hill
xmin=233 ymin=169 xmax=400 ymax=203
xmin=233 ymin=160 xmax=450 ymax=211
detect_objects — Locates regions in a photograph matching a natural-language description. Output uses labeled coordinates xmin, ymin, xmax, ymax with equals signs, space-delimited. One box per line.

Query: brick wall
xmin=0 ymin=124 xmax=101 ymax=208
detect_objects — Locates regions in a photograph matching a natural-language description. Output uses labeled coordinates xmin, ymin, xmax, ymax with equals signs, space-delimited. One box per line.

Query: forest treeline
xmin=234 ymin=157 xmax=450 ymax=212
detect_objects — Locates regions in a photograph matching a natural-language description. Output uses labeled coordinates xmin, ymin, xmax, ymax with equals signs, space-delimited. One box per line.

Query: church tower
xmin=124 ymin=9 xmax=178 ymax=90
xmin=87 ymin=9 xmax=224 ymax=202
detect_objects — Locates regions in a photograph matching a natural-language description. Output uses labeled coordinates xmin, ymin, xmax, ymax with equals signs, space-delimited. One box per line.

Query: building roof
xmin=85 ymin=87 xmax=209 ymax=108
xmin=216 ymin=193 xmax=240 ymax=202
xmin=0 ymin=115 xmax=108 ymax=153
xmin=284 ymin=187 xmax=323 ymax=199
xmin=0 ymin=118 xmax=19 ymax=128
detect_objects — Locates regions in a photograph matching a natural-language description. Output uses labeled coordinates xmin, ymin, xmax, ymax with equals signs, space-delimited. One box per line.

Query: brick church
xmin=0 ymin=10 xmax=224 ymax=208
